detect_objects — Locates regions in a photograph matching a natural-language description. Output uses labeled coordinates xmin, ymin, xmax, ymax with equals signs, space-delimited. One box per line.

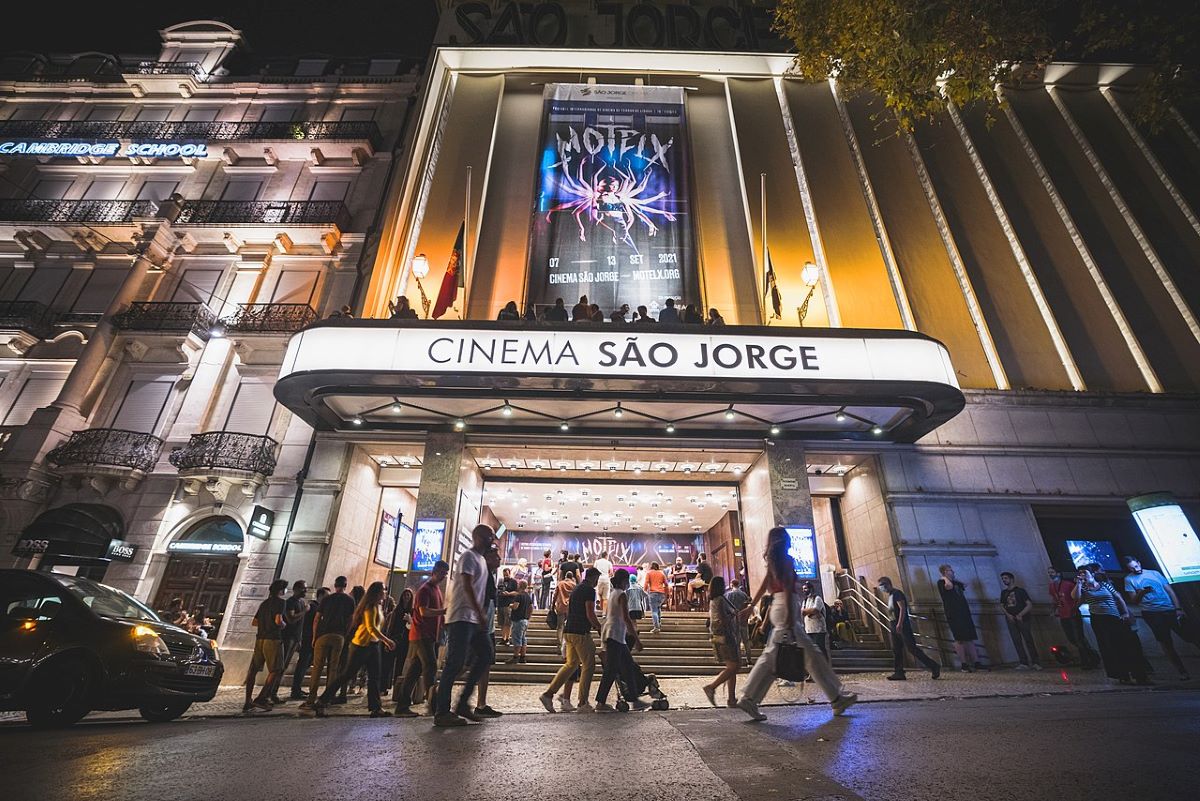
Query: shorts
xmin=630 ymin=610 xmax=645 ymax=620
xmin=712 ymin=638 xmax=739 ymax=663
xmin=510 ymin=618 xmax=529 ymax=647
xmin=597 ymin=581 xmax=611 ymax=598
xmin=689 ymin=578 xmax=706 ymax=589
xmin=498 ymin=606 xmax=512 ymax=627
xmin=250 ymin=638 xmax=283 ymax=672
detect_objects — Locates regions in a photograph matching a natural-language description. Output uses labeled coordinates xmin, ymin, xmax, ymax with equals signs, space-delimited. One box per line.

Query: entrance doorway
xmin=152 ymin=555 xmax=238 ymax=632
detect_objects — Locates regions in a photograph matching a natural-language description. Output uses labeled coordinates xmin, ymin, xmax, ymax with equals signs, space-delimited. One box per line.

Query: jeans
xmin=435 ymin=621 xmax=493 ymax=715
xmin=648 ymin=592 xmax=665 ymax=629
xmin=596 ymin=638 xmax=640 ymax=705
xmin=546 ymin=632 xmax=596 ymax=702
xmin=1058 ymin=614 xmax=1100 ymax=666
xmin=742 ymin=625 xmax=844 ymax=704
xmin=290 ymin=642 xmax=313 ymax=696
xmin=891 ymin=624 xmax=941 ymax=676
xmin=539 ymin=576 xmax=553 ymax=609
xmin=320 ymin=641 xmax=383 ymax=711
xmin=395 ymin=637 xmax=437 ymax=710
xmin=306 ymin=633 xmax=345 ymax=702
xmin=1006 ymin=617 xmax=1040 ymax=665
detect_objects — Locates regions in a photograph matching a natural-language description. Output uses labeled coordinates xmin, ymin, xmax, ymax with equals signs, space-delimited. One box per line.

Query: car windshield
xmin=54 ymin=574 xmax=161 ymax=623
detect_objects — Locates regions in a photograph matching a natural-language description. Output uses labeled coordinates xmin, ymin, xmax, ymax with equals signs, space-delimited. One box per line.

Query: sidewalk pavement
xmin=4 ymin=660 xmax=1197 ymax=725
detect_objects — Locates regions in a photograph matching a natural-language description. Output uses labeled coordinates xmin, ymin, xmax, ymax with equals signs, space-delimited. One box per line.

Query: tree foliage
xmin=772 ymin=0 xmax=1197 ymax=133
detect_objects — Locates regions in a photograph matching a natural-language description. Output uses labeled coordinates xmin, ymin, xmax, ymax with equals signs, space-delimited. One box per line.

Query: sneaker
xmin=831 ymin=692 xmax=858 ymax=716
xmin=703 ymin=686 xmax=717 ymax=707
xmin=1015 ymin=664 xmax=1031 ymax=671
xmin=252 ymin=699 xmax=273 ymax=711
xmin=886 ymin=673 xmax=907 ymax=681
xmin=518 ymin=657 xmax=527 ymax=664
xmin=776 ymin=679 xmax=795 ymax=688
xmin=297 ymin=704 xmax=317 ymax=718
xmin=474 ymin=705 xmax=503 ymax=718
xmin=1032 ymin=663 xmax=1043 ymax=671
xmin=595 ymin=703 xmax=614 ymax=712
xmin=370 ymin=709 xmax=393 ymax=718
xmin=394 ymin=707 xmax=418 ymax=718
xmin=959 ymin=665 xmax=971 ymax=673
xmin=931 ymin=664 xmax=941 ymax=680
xmin=314 ymin=702 xmax=328 ymax=718
xmin=538 ymin=693 xmax=557 ymax=713
xmin=559 ymin=696 xmax=576 ymax=712
xmin=433 ymin=713 xmax=467 ymax=727
xmin=629 ymin=699 xmax=650 ymax=711
xmin=725 ymin=700 xmax=738 ymax=708
xmin=736 ymin=697 xmax=767 ymax=722
xmin=505 ymin=657 xmax=519 ymax=664
xmin=242 ymin=703 xmax=255 ymax=714
xmin=454 ymin=705 xmax=483 ymax=722
xmin=575 ymin=702 xmax=595 ymax=713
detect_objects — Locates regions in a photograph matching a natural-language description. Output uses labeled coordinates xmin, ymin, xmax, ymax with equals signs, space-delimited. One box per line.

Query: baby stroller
xmin=614 ymin=634 xmax=669 ymax=712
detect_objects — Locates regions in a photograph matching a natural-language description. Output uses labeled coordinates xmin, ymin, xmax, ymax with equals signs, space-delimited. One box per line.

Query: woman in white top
xmin=595 ymin=569 xmax=645 ymax=710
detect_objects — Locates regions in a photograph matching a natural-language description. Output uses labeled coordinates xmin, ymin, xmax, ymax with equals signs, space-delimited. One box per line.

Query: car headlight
xmin=132 ymin=624 xmax=170 ymax=657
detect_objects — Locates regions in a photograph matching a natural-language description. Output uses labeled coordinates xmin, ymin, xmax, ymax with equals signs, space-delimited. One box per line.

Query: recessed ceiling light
xmin=872 ymin=425 xmax=884 ymax=435
xmin=501 ymin=402 xmax=513 ymax=417
xmin=835 ymin=410 xmax=847 ymax=422
xmin=454 ymin=418 xmax=466 ymax=430
xmin=560 ymin=420 xmax=570 ymax=431
xmin=391 ymin=402 xmax=402 ymax=413
xmin=613 ymin=403 xmax=624 ymax=418
xmin=351 ymin=415 xmax=364 ymax=426
xmin=724 ymin=406 xmax=735 ymax=420
xmin=665 ymin=422 xmax=676 ymax=433
xmin=769 ymin=425 xmax=780 ymax=436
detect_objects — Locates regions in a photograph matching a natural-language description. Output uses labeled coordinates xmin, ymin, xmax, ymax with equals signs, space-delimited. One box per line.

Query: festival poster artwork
xmin=500 ymin=531 xmax=702 ymax=570
xmin=527 ymin=83 xmax=698 ymax=315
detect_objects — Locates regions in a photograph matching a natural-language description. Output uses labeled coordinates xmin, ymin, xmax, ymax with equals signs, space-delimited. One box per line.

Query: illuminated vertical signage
xmin=526 ymin=83 xmax=698 ymax=315
xmin=1128 ymin=493 xmax=1200 ymax=583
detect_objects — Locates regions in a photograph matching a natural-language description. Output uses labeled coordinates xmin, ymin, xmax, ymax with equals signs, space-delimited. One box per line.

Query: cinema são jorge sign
xmin=0 ymin=139 xmax=209 ymax=159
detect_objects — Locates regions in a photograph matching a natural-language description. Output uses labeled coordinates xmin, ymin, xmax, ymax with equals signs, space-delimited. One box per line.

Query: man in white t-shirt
xmin=434 ymin=524 xmax=496 ymax=727
xmin=1123 ymin=556 xmax=1196 ymax=680
xmin=801 ymin=581 xmax=829 ymax=660
xmin=594 ymin=551 xmax=614 ymax=612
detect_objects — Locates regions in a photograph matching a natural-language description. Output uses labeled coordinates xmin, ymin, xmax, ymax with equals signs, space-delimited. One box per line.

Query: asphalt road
xmin=2 ymin=691 xmax=1196 ymax=801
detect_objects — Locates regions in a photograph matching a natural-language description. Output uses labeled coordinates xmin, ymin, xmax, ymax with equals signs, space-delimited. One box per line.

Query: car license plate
xmin=184 ymin=664 xmax=216 ymax=677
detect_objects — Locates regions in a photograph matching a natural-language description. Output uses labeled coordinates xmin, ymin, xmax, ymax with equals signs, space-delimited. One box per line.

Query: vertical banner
xmin=527 ymin=83 xmax=697 ymax=315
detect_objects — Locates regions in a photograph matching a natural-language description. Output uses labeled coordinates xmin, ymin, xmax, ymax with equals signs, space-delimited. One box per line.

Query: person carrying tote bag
xmin=736 ymin=527 xmax=858 ymax=722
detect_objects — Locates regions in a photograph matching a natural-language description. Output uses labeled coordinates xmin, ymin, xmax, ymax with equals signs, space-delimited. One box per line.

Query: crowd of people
xmin=237 ymin=529 xmax=1194 ymax=724
xmin=500 ymin=295 xmax=726 ymax=326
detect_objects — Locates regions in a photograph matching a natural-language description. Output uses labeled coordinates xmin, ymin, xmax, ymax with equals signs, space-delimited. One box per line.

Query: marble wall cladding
xmin=412 ymin=432 xmax=466 ymax=532
xmin=838 ymin=457 xmax=902 ymax=590
xmin=321 ymin=445 xmax=383 ymax=589
xmin=736 ymin=439 xmax=817 ymax=588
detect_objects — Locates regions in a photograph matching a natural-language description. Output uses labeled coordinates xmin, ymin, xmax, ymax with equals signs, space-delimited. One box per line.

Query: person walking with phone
xmin=737 ymin=527 xmax=858 ymax=722
xmin=1123 ymin=556 xmax=1196 ymax=680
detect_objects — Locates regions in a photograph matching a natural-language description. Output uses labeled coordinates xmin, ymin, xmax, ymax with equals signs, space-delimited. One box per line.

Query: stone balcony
xmin=169 ymin=431 xmax=278 ymax=500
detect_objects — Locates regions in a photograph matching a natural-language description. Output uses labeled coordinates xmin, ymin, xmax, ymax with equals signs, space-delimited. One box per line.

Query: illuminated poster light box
xmin=410 ymin=518 xmax=447 ymax=573
xmin=784 ymin=525 xmax=818 ymax=580
xmin=1128 ymin=493 xmax=1200 ymax=584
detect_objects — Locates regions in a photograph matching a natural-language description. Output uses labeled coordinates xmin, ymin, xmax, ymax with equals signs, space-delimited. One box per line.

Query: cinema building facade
xmin=5 ymin=6 xmax=1199 ymax=675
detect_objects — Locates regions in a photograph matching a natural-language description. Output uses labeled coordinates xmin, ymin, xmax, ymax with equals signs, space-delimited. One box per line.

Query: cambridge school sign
xmin=280 ymin=324 xmax=960 ymax=387
xmin=0 ymin=139 xmax=209 ymax=159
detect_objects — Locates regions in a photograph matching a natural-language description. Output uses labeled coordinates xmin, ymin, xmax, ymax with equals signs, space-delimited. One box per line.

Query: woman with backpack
xmin=737 ymin=527 xmax=858 ymax=722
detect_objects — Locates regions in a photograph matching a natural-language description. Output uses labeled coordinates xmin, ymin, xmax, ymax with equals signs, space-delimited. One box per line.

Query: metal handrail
xmin=0 ymin=300 xmax=56 ymax=337
xmin=0 ymin=119 xmax=380 ymax=146
xmin=0 ymin=199 xmax=158 ymax=224
xmin=224 ymin=303 xmax=318 ymax=333
xmin=169 ymin=431 xmax=278 ymax=477
xmin=172 ymin=200 xmax=350 ymax=228
xmin=46 ymin=428 xmax=164 ymax=473
xmin=836 ymin=573 xmax=941 ymax=655
xmin=111 ymin=301 xmax=217 ymax=340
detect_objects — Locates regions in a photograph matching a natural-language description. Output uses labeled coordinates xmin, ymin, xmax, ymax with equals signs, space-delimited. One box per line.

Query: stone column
xmin=738 ymin=439 xmax=813 ymax=588
xmin=408 ymin=432 xmax=467 ymax=586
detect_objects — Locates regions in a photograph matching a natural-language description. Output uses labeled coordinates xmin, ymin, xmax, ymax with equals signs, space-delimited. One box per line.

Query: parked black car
xmin=0 ymin=569 xmax=223 ymax=727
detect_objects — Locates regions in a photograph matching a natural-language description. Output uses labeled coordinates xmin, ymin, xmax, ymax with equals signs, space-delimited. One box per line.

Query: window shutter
xmin=110 ymin=379 xmax=173 ymax=433
xmin=269 ymin=271 xmax=317 ymax=304
xmin=0 ymin=266 xmax=16 ymax=301
xmin=31 ymin=179 xmax=72 ymax=200
xmin=3 ymin=376 xmax=65 ymax=425
xmin=260 ymin=105 xmax=300 ymax=122
xmin=71 ymin=268 xmax=127 ymax=314
xmin=86 ymin=106 xmax=124 ymax=121
xmin=340 ymin=108 xmax=375 ymax=121
xmin=308 ymin=181 xmax=349 ymax=202
xmin=220 ymin=180 xmax=262 ymax=201
xmin=224 ymin=380 xmax=276 ymax=434
xmin=137 ymin=180 xmax=178 ymax=201
xmin=82 ymin=179 xmax=126 ymax=200
xmin=136 ymin=107 xmax=171 ymax=122
xmin=16 ymin=267 xmax=70 ymax=304
xmin=184 ymin=108 xmax=219 ymax=122
xmin=170 ymin=268 xmax=222 ymax=304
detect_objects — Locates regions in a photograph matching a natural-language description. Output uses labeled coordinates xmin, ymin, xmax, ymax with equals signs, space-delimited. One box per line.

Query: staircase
xmin=487 ymin=610 xmax=893 ymax=684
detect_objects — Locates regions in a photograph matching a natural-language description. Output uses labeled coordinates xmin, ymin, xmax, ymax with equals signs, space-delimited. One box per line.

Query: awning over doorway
xmin=17 ymin=503 xmax=124 ymax=561
xmin=275 ymin=321 xmax=964 ymax=443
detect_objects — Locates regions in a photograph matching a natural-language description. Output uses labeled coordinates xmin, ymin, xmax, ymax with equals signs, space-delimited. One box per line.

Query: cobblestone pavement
xmin=4 ymin=657 xmax=1197 ymax=725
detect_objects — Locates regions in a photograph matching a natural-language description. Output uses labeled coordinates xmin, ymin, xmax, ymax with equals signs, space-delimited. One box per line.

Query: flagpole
xmin=463 ymin=165 xmax=472 ymax=319
xmin=760 ymin=172 xmax=768 ymax=325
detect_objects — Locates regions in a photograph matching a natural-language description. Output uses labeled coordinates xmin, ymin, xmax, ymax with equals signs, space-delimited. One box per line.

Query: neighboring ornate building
xmin=0 ymin=21 xmax=418 ymax=641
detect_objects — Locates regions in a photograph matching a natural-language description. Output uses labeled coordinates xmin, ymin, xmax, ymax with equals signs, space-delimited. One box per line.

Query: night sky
xmin=0 ymin=0 xmax=440 ymax=58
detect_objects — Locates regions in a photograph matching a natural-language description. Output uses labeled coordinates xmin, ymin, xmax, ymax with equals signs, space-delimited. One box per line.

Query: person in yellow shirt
xmin=316 ymin=581 xmax=395 ymax=717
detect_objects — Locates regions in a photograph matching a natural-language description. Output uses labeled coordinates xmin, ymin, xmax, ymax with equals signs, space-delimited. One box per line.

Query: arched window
xmin=176 ymin=516 xmax=244 ymax=551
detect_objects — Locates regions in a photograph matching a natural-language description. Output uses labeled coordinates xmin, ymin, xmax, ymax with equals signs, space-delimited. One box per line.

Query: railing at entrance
xmin=835 ymin=573 xmax=941 ymax=658
xmin=169 ymin=431 xmax=278 ymax=477
xmin=46 ymin=428 xmax=164 ymax=473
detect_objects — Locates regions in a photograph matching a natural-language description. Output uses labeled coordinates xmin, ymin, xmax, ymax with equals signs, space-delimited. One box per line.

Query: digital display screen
xmin=1066 ymin=539 xmax=1122 ymax=573
xmin=784 ymin=526 xmax=818 ymax=579
xmin=373 ymin=510 xmax=412 ymax=570
xmin=1129 ymin=494 xmax=1200 ymax=583
xmin=410 ymin=519 xmax=447 ymax=574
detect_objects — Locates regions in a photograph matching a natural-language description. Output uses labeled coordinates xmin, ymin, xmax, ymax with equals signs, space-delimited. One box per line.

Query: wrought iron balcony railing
xmin=172 ymin=200 xmax=350 ymax=228
xmin=47 ymin=428 xmax=164 ymax=473
xmin=111 ymin=302 xmax=218 ymax=339
xmin=0 ymin=199 xmax=158 ymax=224
xmin=127 ymin=61 xmax=204 ymax=77
xmin=169 ymin=431 xmax=278 ymax=477
xmin=225 ymin=303 xmax=318 ymax=334
xmin=0 ymin=119 xmax=380 ymax=146
xmin=0 ymin=300 xmax=56 ymax=337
